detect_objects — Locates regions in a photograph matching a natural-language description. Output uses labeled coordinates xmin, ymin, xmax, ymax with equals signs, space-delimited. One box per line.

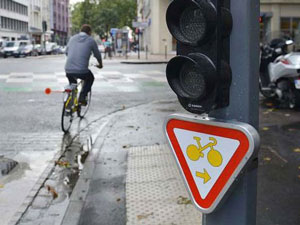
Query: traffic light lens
xmin=180 ymin=7 xmax=206 ymax=43
xmin=180 ymin=63 xmax=205 ymax=98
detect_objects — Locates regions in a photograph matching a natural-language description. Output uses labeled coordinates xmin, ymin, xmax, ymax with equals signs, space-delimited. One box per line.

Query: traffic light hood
xmin=166 ymin=0 xmax=217 ymax=46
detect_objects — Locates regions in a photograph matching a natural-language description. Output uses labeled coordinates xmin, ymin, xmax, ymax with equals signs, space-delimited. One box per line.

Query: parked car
xmin=0 ymin=39 xmax=7 ymax=57
xmin=33 ymin=44 xmax=46 ymax=55
xmin=12 ymin=42 xmax=33 ymax=57
xmin=45 ymin=42 xmax=59 ymax=55
xmin=59 ymin=46 xmax=67 ymax=54
xmin=2 ymin=41 xmax=31 ymax=58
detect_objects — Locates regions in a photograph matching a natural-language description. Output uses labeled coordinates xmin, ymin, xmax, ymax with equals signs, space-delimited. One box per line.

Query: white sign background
xmin=174 ymin=128 xmax=240 ymax=199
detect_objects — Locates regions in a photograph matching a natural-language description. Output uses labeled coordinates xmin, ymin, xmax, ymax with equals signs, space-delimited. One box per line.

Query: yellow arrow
xmin=196 ymin=169 xmax=211 ymax=184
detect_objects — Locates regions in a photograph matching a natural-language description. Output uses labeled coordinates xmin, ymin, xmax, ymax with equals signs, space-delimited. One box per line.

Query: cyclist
xmin=65 ymin=24 xmax=103 ymax=105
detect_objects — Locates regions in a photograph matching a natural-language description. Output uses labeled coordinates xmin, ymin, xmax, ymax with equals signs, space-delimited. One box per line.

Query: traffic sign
xmin=164 ymin=114 xmax=260 ymax=213
xmin=132 ymin=21 xmax=148 ymax=28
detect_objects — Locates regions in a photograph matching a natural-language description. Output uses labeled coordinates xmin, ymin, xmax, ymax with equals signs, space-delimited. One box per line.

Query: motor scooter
xmin=259 ymin=39 xmax=300 ymax=108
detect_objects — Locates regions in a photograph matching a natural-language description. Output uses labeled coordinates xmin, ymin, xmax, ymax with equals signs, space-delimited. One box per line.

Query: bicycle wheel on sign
xmin=61 ymin=99 xmax=73 ymax=133
xmin=77 ymin=91 xmax=92 ymax=118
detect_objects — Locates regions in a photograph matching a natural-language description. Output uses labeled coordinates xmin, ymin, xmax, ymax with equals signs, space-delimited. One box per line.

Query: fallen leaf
xmin=298 ymin=175 xmax=300 ymax=179
xmin=0 ymin=184 xmax=4 ymax=188
xmin=137 ymin=213 xmax=154 ymax=220
xmin=55 ymin=160 xmax=71 ymax=168
xmin=266 ymin=102 xmax=273 ymax=107
xmin=46 ymin=185 xmax=58 ymax=199
xmin=263 ymin=157 xmax=271 ymax=161
xmin=294 ymin=148 xmax=300 ymax=153
xmin=122 ymin=105 xmax=126 ymax=110
xmin=116 ymin=198 xmax=121 ymax=202
xmin=177 ymin=196 xmax=192 ymax=205
xmin=298 ymin=166 xmax=300 ymax=170
xmin=262 ymin=127 xmax=269 ymax=131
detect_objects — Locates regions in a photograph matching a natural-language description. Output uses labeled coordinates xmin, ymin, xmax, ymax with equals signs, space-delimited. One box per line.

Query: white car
xmin=45 ymin=42 xmax=59 ymax=54
xmin=3 ymin=40 xmax=31 ymax=58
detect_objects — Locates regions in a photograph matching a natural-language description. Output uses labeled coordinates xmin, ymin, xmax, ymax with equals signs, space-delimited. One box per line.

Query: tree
xmin=71 ymin=0 xmax=137 ymax=37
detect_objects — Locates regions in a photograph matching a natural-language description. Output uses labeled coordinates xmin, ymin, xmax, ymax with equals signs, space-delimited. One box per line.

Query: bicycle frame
xmin=63 ymin=80 xmax=84 ymax=112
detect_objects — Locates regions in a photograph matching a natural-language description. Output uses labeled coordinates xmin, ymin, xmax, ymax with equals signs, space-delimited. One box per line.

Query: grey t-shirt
xmin=65 ymin=32 xmax=102 ymax=74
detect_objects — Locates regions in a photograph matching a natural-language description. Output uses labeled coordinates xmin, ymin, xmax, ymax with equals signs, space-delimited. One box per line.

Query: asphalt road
xmin=0 ymin=55 xmax=299 ymax=225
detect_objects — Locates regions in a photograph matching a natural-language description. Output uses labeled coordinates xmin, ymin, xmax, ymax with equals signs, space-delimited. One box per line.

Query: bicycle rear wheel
xmin=77 ymin=91 xmax=91 ymax=118
xmin=61 ymin=95 xmax=73 ymax=133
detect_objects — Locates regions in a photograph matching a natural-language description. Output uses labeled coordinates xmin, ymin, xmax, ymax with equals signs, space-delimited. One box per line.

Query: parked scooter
xmin=259 ymin=38 xmax=300 ymax=108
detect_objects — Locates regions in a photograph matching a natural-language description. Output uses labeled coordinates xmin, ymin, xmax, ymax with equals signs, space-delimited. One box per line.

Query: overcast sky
xmin=70 ymin=0 xmax=83 ymax=5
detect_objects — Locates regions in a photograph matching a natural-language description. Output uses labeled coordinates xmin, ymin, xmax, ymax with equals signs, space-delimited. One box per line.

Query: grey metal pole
xmin=206 ymin=1 xmax=260 ymax=225
xmin=138 ymin=32 xmax=140 ymax=60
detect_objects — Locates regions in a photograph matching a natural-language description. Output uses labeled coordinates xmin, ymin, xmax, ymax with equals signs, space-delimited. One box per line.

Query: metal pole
xmin=206 ymin=1 xmax=260 ymax=225
xmin=138 ymin=31 xmax=140 ymax=60
xmin=146 ymin=45 xmax=148 ymax=60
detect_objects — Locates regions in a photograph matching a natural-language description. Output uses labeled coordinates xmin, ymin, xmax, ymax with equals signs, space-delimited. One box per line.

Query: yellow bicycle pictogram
xmin=187 ymin=137 xmax=223 ymax=167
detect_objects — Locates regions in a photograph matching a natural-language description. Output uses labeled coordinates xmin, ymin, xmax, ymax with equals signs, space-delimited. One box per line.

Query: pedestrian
xmin=104 ymin=40 xmax=112 ymax=59
xmin=65 ymin=24 xmax=103 ymax=105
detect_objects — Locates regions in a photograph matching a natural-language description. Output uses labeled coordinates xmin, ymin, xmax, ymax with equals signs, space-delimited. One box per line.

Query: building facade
xmin=261 ymin=0 xmax=300 ymax=47
xmin=137 ymin=0 xmax=174 ymax=54
xmin=28 ymin=0 xmax=42 ymax=43
xmin=50 ymin=0 xmax=69 ymax=45
xmin=138 ymin=0 xmax=300 ymax=54
xmin=0 ymin=0 xmax=29 ymax=41
xmin=41 ymin=0 xmax=52 ymax=43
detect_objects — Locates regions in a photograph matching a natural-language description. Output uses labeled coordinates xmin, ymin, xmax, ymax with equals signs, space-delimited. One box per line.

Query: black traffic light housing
xmin=166 ymin=0 xmax=232 ymax=114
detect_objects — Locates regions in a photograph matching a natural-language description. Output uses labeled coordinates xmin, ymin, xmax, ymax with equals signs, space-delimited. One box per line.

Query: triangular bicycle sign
xmin=164 ymin=114 xmax=260 ymax=213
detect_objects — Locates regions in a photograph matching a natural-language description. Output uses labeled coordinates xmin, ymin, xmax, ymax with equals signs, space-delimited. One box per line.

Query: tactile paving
xmin=126 ymin=144 xmax=202 ymax=225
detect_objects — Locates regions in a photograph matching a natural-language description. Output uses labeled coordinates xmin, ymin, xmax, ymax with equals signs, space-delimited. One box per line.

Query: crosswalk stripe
xmin=123 ymin=73 xmax=148 ymax=79
xmin=138 ymin=70 xmax=164 ymax=75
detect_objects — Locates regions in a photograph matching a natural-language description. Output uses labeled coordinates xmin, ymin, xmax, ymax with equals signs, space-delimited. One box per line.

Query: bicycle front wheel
xmin=77 ymin=91 xmax=91 ymax=119
xmin=61 ymin=98 xmax=73 ymax=133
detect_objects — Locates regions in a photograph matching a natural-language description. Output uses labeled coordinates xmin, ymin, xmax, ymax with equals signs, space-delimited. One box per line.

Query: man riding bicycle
xmin=65 ymin=24 xmax=103 ymax=105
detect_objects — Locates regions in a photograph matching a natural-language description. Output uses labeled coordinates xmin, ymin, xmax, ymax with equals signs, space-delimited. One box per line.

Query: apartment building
xmin=261 ymin=0 xmax=300 ymax=46
xmin=138 ymin=0 xmax=300 ymax=54
xmin=28 ymin=0 xmax=42 ymax=43
xmin=0 ymin=0 xmax=29 ymax=41
xmin=137 ymin=0 xmax=174 ymax=54
xmin=42 ymin=0 xmax=52 ymax=43
xmin=50 ymin=0 xmax=69 ymax=45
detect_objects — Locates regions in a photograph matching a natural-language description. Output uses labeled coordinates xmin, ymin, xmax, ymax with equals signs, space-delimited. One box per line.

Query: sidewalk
xmin=62 ymin=100 xmax=202 ymax=225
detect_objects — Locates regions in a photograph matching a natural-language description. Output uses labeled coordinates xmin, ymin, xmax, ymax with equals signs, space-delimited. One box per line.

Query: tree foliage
xmin=71 ymin=0 xmax=137 ymax=37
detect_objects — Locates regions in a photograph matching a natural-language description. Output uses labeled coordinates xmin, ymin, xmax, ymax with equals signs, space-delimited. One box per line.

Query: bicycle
xmin=61 ymin=80 xmax=92 ymax=133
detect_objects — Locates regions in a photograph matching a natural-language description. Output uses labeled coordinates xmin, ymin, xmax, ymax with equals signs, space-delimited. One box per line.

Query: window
xmin=281 ymin=17 xmax=300 ymax=38
xmin=281 ymin=17 xmax=300 ymax=49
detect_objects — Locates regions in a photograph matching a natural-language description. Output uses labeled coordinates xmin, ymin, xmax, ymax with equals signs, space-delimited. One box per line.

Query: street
xmin=0 ymin=55 xmax=299 ymax=225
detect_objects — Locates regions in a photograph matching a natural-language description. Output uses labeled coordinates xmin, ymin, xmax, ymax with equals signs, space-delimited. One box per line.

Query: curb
xmin=120 ymin=61 xmax=168 ymax=64
xmin=60 ymin=116 xmax=114 ymax=225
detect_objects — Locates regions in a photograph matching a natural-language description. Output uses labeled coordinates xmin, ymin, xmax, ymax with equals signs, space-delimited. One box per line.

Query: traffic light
xmin=166 ymin=0 xmax=232 ymax=114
